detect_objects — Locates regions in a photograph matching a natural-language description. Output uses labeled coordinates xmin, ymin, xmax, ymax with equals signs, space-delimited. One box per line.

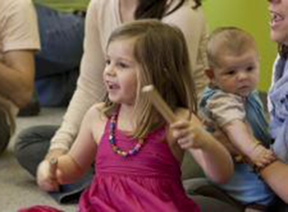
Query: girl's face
xmin=268 ymin=0 xmax=288 ymax=45
xmin=103 ymin=38 xmax=139 ymax=106
xmin=211 ymin=49 xmax=259 ymax=97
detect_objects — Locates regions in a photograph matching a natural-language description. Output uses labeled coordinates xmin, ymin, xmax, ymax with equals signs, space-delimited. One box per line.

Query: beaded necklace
xmin=109 ymin=110 xmax=145 ymax=157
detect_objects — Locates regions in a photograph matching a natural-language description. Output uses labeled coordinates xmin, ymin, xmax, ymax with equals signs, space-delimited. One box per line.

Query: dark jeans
xmin=14 ymin=125 xmax=93 ymax=203
xmin=34 ymin=4 xmax=85 ymax=106
xmin=0 ymin=108 xmax=10 ymax=154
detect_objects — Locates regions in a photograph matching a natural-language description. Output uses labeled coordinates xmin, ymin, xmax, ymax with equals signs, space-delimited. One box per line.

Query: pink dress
xmin=78 ymin=117 xmax=200 ymax=212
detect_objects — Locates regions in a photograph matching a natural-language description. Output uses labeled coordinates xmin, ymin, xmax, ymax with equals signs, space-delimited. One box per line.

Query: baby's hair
xmin=207 ymin=26 xmax=258 ymax=68
xmin=104 ymin=20 xmax=197 ymax=138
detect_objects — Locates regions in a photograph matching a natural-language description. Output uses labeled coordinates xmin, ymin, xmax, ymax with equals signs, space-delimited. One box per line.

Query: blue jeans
xmin=34 ymin=4 xmax=85 ymax=106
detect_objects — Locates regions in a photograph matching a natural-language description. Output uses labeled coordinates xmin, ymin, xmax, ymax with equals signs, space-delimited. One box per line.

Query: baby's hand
xmin=36 ymin=158 xmax=59 ymax=192
xmin=170 ymin=114 xmax=208 ymax=150
xmin=249 ymin=144 xmax=276 ymax=168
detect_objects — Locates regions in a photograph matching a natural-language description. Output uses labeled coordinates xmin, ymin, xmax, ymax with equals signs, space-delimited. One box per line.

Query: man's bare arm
xmin=0 ymin=50 xmax=35 ymax=107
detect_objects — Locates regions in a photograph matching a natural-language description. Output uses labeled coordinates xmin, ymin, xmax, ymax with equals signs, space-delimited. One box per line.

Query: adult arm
xmin=0 ymin=0 xmax=39 ymax=107
xmin=48 ymin=0 xmax=106 ymax=155
xmin=0 ymin=51 xmax=35 ymax=107
xmin=163 ymin=1 xmax=209 ymax=99
xmin=260 ymin=161 xmax=288 ymax=203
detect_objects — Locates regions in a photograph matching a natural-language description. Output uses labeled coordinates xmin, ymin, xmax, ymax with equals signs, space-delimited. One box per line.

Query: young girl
xmin=31 ymin=20 xmax=233 ymax=212
xmin=199 ymin=27 xmax=276 ymax=210
xmin=15 ymin=0 xmax=209 ymax=202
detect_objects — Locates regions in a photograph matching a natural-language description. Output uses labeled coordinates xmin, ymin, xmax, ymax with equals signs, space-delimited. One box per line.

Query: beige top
xmin=50 ymin=0 xmax=209 ymax=151
xmin=0 ymin=0 xmax=40 ymax=125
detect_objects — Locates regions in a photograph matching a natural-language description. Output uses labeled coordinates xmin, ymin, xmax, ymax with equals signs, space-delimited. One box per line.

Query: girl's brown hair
xmin=104 ymin=20 xmax=197 ymax=138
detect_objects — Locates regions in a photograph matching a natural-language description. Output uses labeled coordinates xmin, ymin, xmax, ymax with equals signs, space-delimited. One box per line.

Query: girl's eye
xmin=117 ymin=62 xmax=129 ymax=69
xmin=105 ymin=59 xmax=111 ymax=66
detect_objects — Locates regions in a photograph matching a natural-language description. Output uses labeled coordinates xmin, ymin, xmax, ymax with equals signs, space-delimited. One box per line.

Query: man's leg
xmin=32 ymin=4 xmax=85 ymax=107
xmin=0 ymin=108 xmax=10 ymax=154
xmin=35 ymin=3 xmax=85 ymax=78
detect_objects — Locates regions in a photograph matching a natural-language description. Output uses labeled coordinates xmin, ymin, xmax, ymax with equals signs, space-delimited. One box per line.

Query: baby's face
xmin=213 ymin=49 xmax=259 ymax=97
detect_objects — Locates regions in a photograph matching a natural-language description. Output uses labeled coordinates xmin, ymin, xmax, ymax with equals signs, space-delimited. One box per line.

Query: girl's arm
xmin=171 ymin=112 xmax=234 ymax=184
xmin=37 ymin=104 xmax=104 ymax=190
xmin=56 ymin=104 xmax=104 ymax=184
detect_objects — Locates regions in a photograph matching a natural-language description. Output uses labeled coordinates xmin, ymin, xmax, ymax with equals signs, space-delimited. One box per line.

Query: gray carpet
xmin=0 ymin=108 xmax=76 ymax=212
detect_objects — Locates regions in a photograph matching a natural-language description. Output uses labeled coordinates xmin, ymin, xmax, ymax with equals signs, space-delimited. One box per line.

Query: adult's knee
xmin=14 ymin=126 xmax=41 ymax=157
xmin=14 ymin=127 xmax=41 ymax=173
xmin=14 ymin=125 xmax=57 ymax=176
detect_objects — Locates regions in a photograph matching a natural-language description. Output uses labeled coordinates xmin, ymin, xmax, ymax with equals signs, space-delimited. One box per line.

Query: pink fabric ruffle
xmin=18 ymin=205 xmax=63 ymax=212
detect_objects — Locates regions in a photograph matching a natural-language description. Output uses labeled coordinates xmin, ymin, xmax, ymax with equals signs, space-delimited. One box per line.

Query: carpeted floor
xmin=0 ymin=108 xmax=76 ymax=212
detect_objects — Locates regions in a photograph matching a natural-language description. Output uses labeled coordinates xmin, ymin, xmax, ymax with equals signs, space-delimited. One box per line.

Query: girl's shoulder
xmin=86 ymin=103 xmax=109 ymax=143
xmin=86 ymin=102 xmax=108 ymax=123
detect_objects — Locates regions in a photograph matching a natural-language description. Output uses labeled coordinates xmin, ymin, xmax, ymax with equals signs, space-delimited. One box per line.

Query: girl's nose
xmin=105 ymin=66 xmax=116 ymax=76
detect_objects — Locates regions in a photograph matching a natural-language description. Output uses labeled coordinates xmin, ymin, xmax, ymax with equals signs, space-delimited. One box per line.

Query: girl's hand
xmin=36 ymin=159 xmax=59 ymax=192
xmin=170 ymin=114 xmax=209 ymax=150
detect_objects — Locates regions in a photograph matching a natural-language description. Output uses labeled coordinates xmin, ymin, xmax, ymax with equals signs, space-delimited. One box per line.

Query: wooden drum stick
xmin=142 ymin=85 xmax=177 ymax=124
xmin=49 ymin=157 xmax=58 ymax=176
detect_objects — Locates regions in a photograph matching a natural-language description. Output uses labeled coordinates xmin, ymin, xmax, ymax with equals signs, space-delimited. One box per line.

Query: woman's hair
xmin=104 ymin=20 xmax=197 ymax=138
xmin=135 ymin=0 xmax=202 ymax=20
xmin=207 ymin=26 xmax=257 ymax=68
xmin=279 ymin=45 xmax=288 ymax=59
